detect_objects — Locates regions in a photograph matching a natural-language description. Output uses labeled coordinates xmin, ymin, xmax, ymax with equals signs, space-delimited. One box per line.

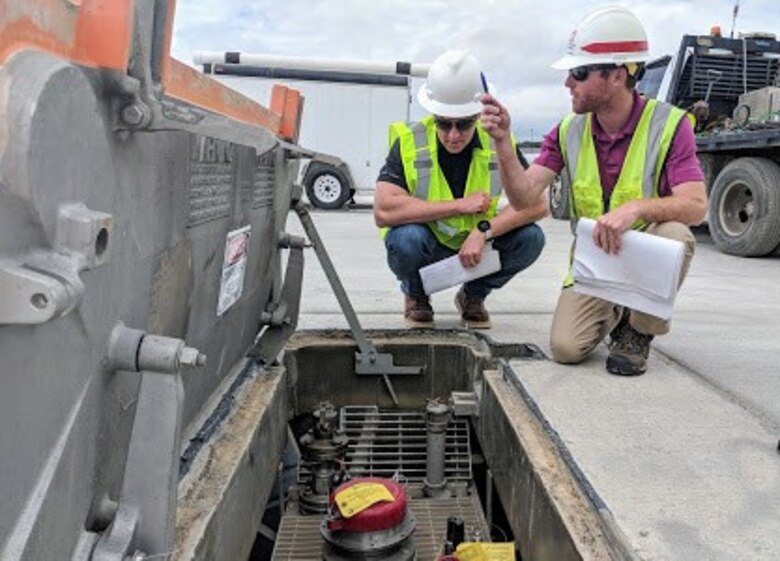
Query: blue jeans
xmin=385 ymin=223 xmax=545 ymax=299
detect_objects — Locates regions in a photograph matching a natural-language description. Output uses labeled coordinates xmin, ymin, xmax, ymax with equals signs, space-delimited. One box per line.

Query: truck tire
xmin=304 ymin=164 xmax=352 ymax=209
xmin=708 ymin=157 xmax=780 ymax=256
xmin=549 ymin=175 xmax=571 ymax=220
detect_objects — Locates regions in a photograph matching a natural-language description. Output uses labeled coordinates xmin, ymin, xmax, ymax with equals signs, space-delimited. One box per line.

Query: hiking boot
xmin=606 ymin=311 xmax=654 ymax=376
xmin=455 ymin=289 xmax=491 ymax=329
xmin=404 ymin=294 xmax=434 ymax=328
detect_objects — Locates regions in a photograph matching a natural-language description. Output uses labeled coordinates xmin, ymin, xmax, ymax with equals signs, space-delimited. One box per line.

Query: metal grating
xmin=680 ymin=53 xmax=780 ymax=102
xmin=272 ymin=494 xmax=490 ymax=560
xmin=337 ymin=406 xmax=472 ymax=483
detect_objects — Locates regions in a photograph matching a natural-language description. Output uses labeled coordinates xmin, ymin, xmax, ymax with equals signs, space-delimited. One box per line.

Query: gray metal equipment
xmin=423 ymin=399 xmax=452 ymax=498
xmin=0 ymin=2 xmax=303 ymax=560
xmin=320 ymin=515 xmax=417 ymax=561
xmin=293 ymin=200 xmax=424 ymax=405
xmin=298 ymin=402 xmax=350 ymax=514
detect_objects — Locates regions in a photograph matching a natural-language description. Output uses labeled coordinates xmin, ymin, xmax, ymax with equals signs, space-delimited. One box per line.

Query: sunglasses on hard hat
xmin=568 ymin=64 xmax=620 ymax=82
xmin=434 ymin=116 xmax=478 ymax=132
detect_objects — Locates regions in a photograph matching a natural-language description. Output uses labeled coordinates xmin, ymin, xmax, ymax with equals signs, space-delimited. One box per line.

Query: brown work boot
xmin=455 ymin=289 xmax=491 ymax=329
xmin=606 ymin=311 xmax=654 ymax=376
xmin=404 ymin=294 xmax=434 ymax=328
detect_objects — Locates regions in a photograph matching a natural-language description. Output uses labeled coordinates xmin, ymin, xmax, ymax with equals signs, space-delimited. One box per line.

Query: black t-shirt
xmin=377 ymin=134 xmax=529 ymax=199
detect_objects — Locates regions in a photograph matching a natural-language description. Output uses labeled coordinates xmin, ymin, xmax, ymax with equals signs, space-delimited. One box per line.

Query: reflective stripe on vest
xmin=488 ymin=145 xmax=501 ymax=198
xmin=384 ymin=115 xmax=508 ymax=250
xmin=558 ymin=98 xmax=687 ymax=286
xmin=411 ymin=122 xmax=432 ymax=199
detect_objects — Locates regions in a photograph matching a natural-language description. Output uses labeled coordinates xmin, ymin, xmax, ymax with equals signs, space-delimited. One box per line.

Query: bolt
xmin=259 ymin=311 xmax=272 ymax=325
xmin=179 ymin=346 xmax=206 ymax=368
xmin=120 ymin=103 xmax=150 ymax=127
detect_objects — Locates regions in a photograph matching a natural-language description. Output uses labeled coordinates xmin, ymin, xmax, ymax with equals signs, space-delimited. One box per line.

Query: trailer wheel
xmin=549 ymin=175 xmax=571 ymax=220
xmin=304 ymin=164 xmax=352 ymax=209
xmin=709 ymin=157 xmax=780 ymax=256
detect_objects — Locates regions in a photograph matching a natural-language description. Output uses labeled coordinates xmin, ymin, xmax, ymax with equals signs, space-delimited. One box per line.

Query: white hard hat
xmin=552 ymin=5 xmax=651 ymax=70
xmin=417 ymin=49 xmax=488 ymax=118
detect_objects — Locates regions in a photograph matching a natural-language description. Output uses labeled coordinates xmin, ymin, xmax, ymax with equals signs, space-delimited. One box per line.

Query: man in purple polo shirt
xmin=480 ymin=6 xmax=707 ymax=376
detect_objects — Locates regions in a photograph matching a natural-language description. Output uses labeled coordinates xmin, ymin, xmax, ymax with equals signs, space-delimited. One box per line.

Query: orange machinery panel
xmin=0 ymin=0 xmax=133 ymax=71
xmin=0 ymin=0 xmax=303 ymax=140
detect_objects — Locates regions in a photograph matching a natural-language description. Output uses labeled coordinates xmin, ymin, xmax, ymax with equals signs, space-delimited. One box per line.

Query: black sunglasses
xmin=434 ymin=116 xmax=478 ymax=132
xmin=569 ymin=64 xmax=620 ymax=82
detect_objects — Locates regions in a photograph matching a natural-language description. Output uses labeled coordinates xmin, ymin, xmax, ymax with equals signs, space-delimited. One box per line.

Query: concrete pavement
xmin=290 ymin=207 xmax=780 ymax=560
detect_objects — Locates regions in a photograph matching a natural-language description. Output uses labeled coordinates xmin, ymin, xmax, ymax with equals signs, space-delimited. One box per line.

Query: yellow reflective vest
xmin=382 ymin=116 xmax=509 ymax=250
xmin=559 ymin=98 xmax=689 ymax=286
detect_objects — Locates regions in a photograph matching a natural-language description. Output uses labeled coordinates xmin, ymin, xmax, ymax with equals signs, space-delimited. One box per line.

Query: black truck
xmin=550 ymin=32 xmax=780 ymax=257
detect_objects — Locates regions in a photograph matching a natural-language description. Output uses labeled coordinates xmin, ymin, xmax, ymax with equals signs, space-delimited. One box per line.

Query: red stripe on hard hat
xmin=581 ymin=40 xmax=648 ymax=54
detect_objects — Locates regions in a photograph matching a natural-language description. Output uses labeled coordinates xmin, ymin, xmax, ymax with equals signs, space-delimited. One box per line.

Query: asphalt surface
xmin=291 ymin=207 xmax=780 ymax=560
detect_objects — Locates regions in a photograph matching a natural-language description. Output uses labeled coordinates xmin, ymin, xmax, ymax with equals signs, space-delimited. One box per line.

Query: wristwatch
xmin=477 ymin=219 xmax=493 ymax=241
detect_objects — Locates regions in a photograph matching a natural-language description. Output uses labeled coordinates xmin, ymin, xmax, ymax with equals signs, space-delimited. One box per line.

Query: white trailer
xmin=195 ymin=53 xmax=430 ymax=208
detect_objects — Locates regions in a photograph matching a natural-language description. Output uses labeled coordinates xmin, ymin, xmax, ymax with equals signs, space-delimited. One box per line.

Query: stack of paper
xmin=419 ymin=246 xmax=501 ymax=295
xmin=572 ymin=218 xmax=685 ymax=320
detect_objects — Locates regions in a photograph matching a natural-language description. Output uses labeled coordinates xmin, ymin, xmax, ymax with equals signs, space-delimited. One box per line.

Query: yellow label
xmin=334 ymin=482 xmax=395 ymax=518
xmin=454 ymin=543 xmax=488 ymax=561
xmin=456 ymin=542 xmax=515 ymax=561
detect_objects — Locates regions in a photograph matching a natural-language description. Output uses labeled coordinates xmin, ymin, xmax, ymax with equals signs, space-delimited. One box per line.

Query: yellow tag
xmin=454 ymin=543 xmax=488 ymax=561
xmin=334 ymin=482 xmax=395 ymax=518
xmin=456 ymin=542 xmax=514 ymax=561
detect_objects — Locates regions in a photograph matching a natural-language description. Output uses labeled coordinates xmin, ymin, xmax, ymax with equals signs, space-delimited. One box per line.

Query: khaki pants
xmin=550 ymin=222 xmax=696 ymax=364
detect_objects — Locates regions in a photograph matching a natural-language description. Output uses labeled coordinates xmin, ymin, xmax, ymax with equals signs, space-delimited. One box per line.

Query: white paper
xmin=419 ymin=245 xmax=501 ymax=295
xmin=572 ymin=218 xmax=685 ymax=320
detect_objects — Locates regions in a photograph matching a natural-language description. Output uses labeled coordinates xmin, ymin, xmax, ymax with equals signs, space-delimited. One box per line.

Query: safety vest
xmin=382 ymin=115 xmax=507 ymax=250
xmin=559 ymin=98 xmax=688 ymax=286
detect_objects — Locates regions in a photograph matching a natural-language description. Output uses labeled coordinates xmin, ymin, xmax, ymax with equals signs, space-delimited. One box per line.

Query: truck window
xmin=637 ymin=55 xmax=672 ymax=99
xmin=637 ymin=64 xmax=669 ymax=99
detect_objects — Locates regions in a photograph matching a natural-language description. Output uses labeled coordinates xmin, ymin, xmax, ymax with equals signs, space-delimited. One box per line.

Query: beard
xmin=571 ymin=90 xmax=610 ymax=114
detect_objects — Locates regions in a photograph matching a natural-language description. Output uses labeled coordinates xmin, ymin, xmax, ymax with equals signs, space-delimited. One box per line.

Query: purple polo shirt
xmin=535 ymin=91 xmax=703 ymax=198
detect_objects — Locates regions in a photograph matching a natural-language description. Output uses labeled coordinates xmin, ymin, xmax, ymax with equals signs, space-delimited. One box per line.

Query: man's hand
xmin=458 ymin=192 xmax=491 ymax=215
xmin=458 ymin=229 xmax=487 ymax=268
xmin=479 ymin=93 xmax=511 ymax=142
xmin=593 ymin=201 xmax=641 ymax=254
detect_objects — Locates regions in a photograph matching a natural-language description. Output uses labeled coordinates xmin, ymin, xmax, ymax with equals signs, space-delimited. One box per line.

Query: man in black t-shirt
xmin=373 ymin=49 xmax=548 ymax=329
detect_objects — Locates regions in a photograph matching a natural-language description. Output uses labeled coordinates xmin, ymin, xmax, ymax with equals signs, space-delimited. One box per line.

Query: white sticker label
xmin=217 ymin=225 xmax=251 ymax=316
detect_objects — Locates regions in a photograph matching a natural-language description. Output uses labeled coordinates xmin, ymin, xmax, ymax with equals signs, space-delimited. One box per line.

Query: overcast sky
xmin=172 ymin=1 xmax=778 ymax=141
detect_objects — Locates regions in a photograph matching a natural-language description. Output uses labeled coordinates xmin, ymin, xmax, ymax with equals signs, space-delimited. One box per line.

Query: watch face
xmin=477 ymin=220 xmax=490 ymax=233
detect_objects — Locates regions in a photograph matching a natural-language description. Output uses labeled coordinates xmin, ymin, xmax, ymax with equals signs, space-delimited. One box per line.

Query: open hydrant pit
xmin=178 ymin=330 xmax=634 ymax=560
xmin=248 ymin=329 xmax=633 ymax=561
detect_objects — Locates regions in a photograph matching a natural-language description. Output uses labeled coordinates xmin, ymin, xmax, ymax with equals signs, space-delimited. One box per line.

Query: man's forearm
xmin=634 ymin=182 xmax=708 ymax=226
xmin=374 ymin=184 xmax=464 ymax=227
xmin=491 ymin=196 xmax=548 ymax=236
xmin=495 ymin=138 xmax=550 ymax=210
xmin=495 ymin=137 xmax=531 ymax=209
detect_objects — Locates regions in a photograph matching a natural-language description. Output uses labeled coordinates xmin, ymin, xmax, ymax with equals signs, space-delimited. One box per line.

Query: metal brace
xmin=91 ymin=325 xmax=206 ymax=560
xmin=294 ymin=199 xmax=422 ymax=406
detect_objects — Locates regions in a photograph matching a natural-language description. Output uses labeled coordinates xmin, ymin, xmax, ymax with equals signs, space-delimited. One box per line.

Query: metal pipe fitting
xmin=139 ymin=334 xmax=206 ymax=372
xmin=108 ymin=324 xmax=206 ymax=373
xmin=423 ymin=398 xmax=451 ymax=497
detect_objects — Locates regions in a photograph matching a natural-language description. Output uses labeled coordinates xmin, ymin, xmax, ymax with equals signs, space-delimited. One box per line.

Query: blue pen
xmin=480 ymin=72 xmax=489 ymax=94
